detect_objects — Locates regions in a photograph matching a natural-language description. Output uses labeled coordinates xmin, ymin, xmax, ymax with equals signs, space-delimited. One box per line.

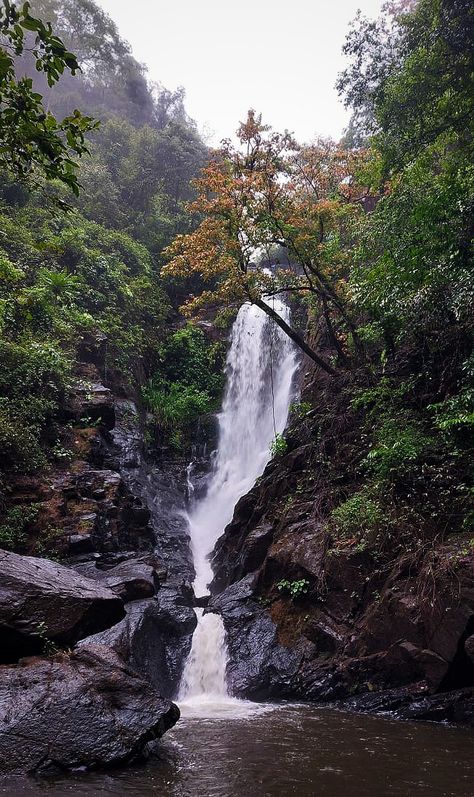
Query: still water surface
xmin=1 ymin=704 xmax=473 ymax=797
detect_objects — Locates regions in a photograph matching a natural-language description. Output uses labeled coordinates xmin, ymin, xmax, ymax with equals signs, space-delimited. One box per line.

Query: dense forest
xmin=0 ymin=0 xmax=226 ymax=545
xmin=1 ymin=0 xmax=471 ymax=554
xmin=0 ymin=0 xmax=473 ymax=784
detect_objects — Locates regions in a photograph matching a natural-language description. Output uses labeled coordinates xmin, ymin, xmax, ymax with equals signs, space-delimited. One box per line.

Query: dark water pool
xmin=1 ymin=704 xmax=473 ymax=797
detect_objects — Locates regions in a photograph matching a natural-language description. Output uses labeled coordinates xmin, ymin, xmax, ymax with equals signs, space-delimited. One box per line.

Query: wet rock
xmin=105 ymin=400 xmax=194 ymax=585
xmin=186 ymin=454 xmax=215 ymax=500
xmin=211 ymin=575 xmax=303 ymax=699
xmin=337 ymin=682 xmax=430 ymax=715
xmin=195 ymin=594 xmax=209 ymax=607
xmin=465 ymin=634 xmax=474 ymax=664
xmin=73 ymin=469 xmax=122 ymax=499
xmin=76 ymin=331 xmax=108 ymax=369
xmin=73 ymin=380 xmax=115 ymax=429
xmin=81 ymin=590 xmax=197 ymax=698
xmin=59 ymin=397 xmax=197 ymax=695
xmin=0 ymin=550 xmax=124 ymax=662
xmin=72 ymin=556 xmax=159 ymax=602
xmin=0 ymin=644 xmax=179 ymax=774
xmin=67 ymin=533 xmax=94 ymax=555
xmin=399 ymin=686 xmax=474 ymax=725
xmin=210 ymin=417 xmax=474 ymax=718
xmin=343 ymin=681 xmax=474 ymax=727
xmin=43 ymin=465 xmax=155 ymax=558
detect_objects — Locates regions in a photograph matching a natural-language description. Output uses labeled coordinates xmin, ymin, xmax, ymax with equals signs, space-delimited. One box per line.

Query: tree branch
xmin=254 ymin=297 xmax=337 ymax=376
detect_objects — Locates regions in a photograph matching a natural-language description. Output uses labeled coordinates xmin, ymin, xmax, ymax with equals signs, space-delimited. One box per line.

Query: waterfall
xmin=179 ymin=297 xmax=298 ymax=712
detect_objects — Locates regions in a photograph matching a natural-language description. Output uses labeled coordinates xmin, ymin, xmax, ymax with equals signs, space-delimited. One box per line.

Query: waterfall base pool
xmin=2 ymin=705 xmax=473 ymax=797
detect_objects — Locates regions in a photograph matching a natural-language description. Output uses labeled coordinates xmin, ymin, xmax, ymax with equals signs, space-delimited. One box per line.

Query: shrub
xmin=158 ymin=324 xmax=224 ymax=398
xmin=277 ymin=578 xmax=309 ymax=599
xmin=331 ymin=490 xmax=385 ymax=539
xmin=143 ymin=324 xmax=225 ymax=451
xmin=270 ymin=433 xmax=288 ymax=457
xmin=144 ymin=380 xmax=212 ymax=429
xmin=289 ymin=401 xmax=312 ymax=420
xmin=429 ymin=388 xmax=474 ymax=433
xmin=0 ymin=401 xmax=48 ymax=472
xmin=0 ymin=340 xmax=71 ymax=475
xmin=0 ymin=504 xmax=40 ymax=551
xmin=363 ymin=416 xmax=434 ymax=481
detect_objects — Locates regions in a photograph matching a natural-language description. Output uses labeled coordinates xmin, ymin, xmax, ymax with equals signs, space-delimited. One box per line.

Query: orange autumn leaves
xmin=163 ymin=110 xmax=366 ymax=319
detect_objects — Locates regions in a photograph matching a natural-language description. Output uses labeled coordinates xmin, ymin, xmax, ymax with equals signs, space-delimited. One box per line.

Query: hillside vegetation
xmin=0 ymin=0 xmax=472 ymax=566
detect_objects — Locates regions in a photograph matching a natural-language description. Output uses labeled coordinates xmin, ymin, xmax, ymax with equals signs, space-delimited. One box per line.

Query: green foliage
xmin=0 ymin=200 xmax=172 ymax=475
xmin=143 ymin=324 xmax=224 ymax=451
xmin=353 ymin=379 xmax=435 ymax=483
xmin=350 ymin=155 xmax=474 ymax=336
xmin=270 ymin=433 xmax=288 ymax=458
xmin=340 ymin=0 xmax=473 ymax=344
xmin=429 ymin=389 xmax=474 ymax=433
xmin=352 ymin=378 xmax=414 ymax=414
xmin=0 ymin=338 xmax=70 ymax=472
xmin=157 ymin=325 xmax=224 ymax=397
xmin=331 ymin=490 xmax=385 ymax=539
xmin=355 ymin=321 xmax=384 ymax=346
xmin=0 ymin=503 xmax=40 ymax=550
xmin=338 ymin=0 xmax=474 ymax=166
xmin=0 ymin=1 xmax=207 ymax=480
xmin=144 ymin=381 xmax=211 ymax=429
xmin=289 ymin=401 xmax=312 ymax=420
xmin=364 ymin=416 xmax=434 ymax=480
xmin=277 ymin=578 xmax=309 ymax=599
xmin=352 ymin=379 xmax=436 ymax=482
xmin=0 ymin=0 xmax=97 ymax=196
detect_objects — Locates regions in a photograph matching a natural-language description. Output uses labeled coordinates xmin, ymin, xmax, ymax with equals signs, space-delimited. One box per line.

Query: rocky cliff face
xmin=1 ymin=333 xmax=197 ymax=696
xmin=0 ymin=334 xmax=198 ymax=772
xmin=210 ymin=367 xmax=474 ymax=725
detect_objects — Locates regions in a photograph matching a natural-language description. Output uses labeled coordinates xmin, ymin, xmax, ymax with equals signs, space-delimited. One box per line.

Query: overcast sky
xmin=96 ymin=0 xmax=383 ymax=145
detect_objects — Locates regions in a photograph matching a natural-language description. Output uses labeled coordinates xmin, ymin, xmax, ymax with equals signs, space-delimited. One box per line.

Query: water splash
xmin=179 ymin=297 xmax=298 ymax=714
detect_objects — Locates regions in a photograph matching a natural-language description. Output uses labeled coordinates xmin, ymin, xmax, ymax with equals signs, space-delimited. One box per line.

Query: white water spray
xmin=179 ymin=297 xmax=298 ymax=714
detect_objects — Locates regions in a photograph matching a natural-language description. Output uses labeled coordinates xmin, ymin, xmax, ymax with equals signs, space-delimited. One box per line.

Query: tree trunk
xmin=254 ymin=298 xmax=337 ymax=376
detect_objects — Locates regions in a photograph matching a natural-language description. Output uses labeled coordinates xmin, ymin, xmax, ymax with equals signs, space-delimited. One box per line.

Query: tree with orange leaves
xmin=163 ymin=111 xmax=365 ymax=374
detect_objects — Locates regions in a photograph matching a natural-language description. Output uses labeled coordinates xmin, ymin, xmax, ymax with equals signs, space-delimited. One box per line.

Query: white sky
xmin=96 ymin=0 xmax=383 ymax=145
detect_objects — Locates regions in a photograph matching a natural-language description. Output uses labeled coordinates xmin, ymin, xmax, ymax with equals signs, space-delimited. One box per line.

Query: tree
xmin=163 ymin=111 xmax=365 ymax=373
xmin=27 ymin=1 xmax=193 ymax=131
xmin=337 ymin=0 xmax=474 ymax=170
xmin=339 ymin=0 xmax=474 ymax=342
xmin=0 ymin=0 xmax=97 ymax=196
xmin=27 ymin=0 xmax=155 ymax=126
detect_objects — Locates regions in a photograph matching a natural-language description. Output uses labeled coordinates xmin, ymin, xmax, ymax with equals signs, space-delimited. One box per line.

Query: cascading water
xmin=179 ymin=296 xmax=298 ymax=714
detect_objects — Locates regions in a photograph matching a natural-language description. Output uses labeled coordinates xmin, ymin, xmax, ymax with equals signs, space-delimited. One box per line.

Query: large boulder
xmin=72 ymin=555 xmax=159 ymax=602
xmin=0 ymin=644 xmax=179 ymax=774
xmin=211 ymin=574 xmax=305 ymax=699
xmin=81 ymin=588 xmax=197 ymax=698
xmin=0 ymin=550 xmax=125 ymax=662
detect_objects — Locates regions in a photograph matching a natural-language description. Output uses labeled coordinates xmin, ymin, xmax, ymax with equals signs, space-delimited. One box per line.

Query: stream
xmin=1 ymin=704 xmax=473 ymax=796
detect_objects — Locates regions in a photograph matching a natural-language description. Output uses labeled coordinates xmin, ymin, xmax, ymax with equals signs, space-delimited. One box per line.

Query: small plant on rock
xmin=0 ymin=504 xmax=40 ymax=551
xmin=277 ymin=578 xmax=309 ymax=599
xmin=270 ymin=433 xmax=288 ymax=458
xmin=289 ymin=401 xmax=312 ymax=420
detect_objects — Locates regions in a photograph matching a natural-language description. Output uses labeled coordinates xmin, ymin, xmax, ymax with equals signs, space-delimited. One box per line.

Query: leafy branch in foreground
xmin=0 ymin=0 xmax=98 ymax=196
